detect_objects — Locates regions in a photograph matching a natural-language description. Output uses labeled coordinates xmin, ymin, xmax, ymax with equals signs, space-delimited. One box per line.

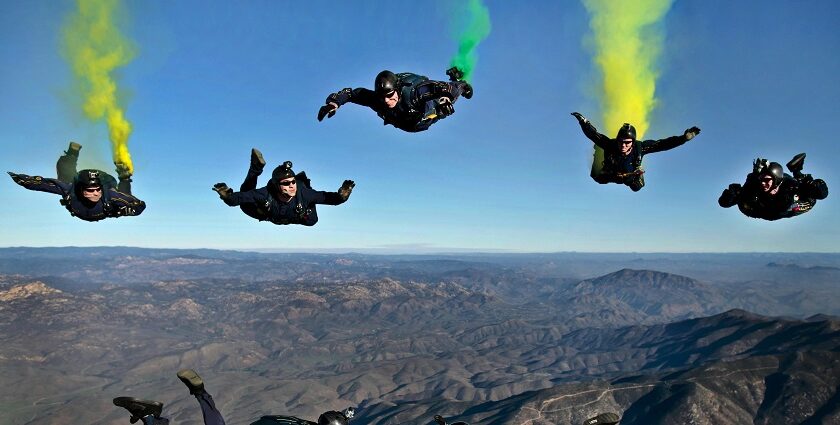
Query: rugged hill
xmin=1 ymin=250 xmax=839 ymax=424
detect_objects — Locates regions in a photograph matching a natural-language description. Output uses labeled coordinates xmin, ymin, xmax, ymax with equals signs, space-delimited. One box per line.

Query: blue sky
xmin=1 ymin=1 xmax=838 ymax=252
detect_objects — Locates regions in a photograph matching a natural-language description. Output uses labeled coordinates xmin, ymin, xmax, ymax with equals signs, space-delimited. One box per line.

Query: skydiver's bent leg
xmin=56 ymin=142 xmax=81 ymax=184
xmin=446 ymin=81 xmax=472 ymax=100
xmin=178 ymin=369 xmax=227 ymax=425
xmin=240 ymin=148 xmax=265 ymax=192
xmin=118 ymin=179 xmax=133 ymax=195
xmin=195 ymin=390 xmax=226 ymax=425
xmin=240 ymin=148 xmax=266 ymax=219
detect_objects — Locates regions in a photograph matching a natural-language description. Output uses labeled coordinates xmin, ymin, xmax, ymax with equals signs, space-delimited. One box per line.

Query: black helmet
xmin=761 ymin=162 xmax=785 ymax=187
xmin=75 ymin=169 xmax=102 ymax=189
xmin=616 ymin=123 xmax=636 ymax=141
xmin=318 ymin=411 xmax=348 ymax=425
xmin=271 ymin=161 xmax=295 ymax=183
xmin=374 ymin=70 xmax=398 ymax=96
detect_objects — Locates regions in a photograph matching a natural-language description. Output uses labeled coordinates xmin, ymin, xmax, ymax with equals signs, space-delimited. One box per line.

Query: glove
xmin=571 ymin=112 xmax=589 ymax=124
xmin=212 ymin=183 xmax=233 ymax=200
xmin=318 ymin=103 xmax=338 ymax=121
xmin=436 ymin=97 xmax=455 ymax=117
xmin=753 ymin=158 xmax=768 ymax=174
xmin=114 ymin=162 xmax=132 ymax=180
xmin=684 ymin=126 xmax=701 ymax=141
xmin=8 ymin=172 xmax=26 ymax=185
xmin=338 ymin=179 xmax=355 ymax=200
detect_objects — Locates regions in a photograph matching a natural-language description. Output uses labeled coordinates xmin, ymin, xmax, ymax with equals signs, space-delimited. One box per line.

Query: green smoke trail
xmin=450 ymin=0 xmax=491 ymax=82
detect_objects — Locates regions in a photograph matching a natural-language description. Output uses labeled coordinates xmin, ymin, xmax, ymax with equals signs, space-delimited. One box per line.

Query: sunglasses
xmin=83 ymin=187 xmax=102 ymax=193
xmin=760 ymin=176 xmax=774 ymax=182
xmin=278 ymin=179 xmax=297 ymax=187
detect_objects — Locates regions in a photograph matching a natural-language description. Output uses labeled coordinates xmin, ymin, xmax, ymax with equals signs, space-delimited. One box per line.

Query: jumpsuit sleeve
xmin=224 ymin=187 xmax=271 ymax=207
xmin=8 ymin=173 xmax=71 ymax=196
xmin=577 ymin=121 xmax=612 ymax=150
xmin=327 ymin=88 xmax=379 ymax=108
xmin=639 ymin=134 xmax=689 ymax=155
xmin=302 ymin=185 xmax=346 ymax=206
xmin=108 ymin=189 xmax=147 ymax=217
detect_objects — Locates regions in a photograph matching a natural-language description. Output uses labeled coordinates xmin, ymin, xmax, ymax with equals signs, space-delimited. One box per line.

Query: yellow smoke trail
xmin=582 ymin=0 xmax=674 ymax=174
xmin=62 ymin=0 xmax=136 ymax=174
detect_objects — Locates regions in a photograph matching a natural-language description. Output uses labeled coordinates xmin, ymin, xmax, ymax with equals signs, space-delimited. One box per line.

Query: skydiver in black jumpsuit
xmin=571 ymin=112 xmax=701 ymax=191
xmin=318 ymin=68 xmax=473 ymax=132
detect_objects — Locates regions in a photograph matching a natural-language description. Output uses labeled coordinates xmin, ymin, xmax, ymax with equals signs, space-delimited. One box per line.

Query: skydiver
xmin=114 ymin=369 xmax=226 ymax=425
xmin=718 ymin=153 xmax=828 ymax=220
xmin=212 ymin=155 xmax=354 ymax=226
xmin=571 ymin=112 xmax=701 ymax=191
xmin=317 ymin=67 xmax=473 ymax=133
xmin=114 ymin=368 xmax=355 ymax=425
xmin=8 ymin=142 xmax=145 ymax=221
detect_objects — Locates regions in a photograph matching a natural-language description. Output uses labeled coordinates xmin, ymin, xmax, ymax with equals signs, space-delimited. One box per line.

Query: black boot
xmin=177 ymin=368 xmax=205 ymax=395
xmin=113 ymin=397 xmax=163 ymax=424
xmin=446 ymin=67 xmax=465 ymax=81
xmin=66 ymin=142 xmax=82 ymax=157
xmin=462 ymin=82 xmax=473 ymax=100
xmin=787 ymin=152 xmax=806 ymax=179
xmin=251 ymin=148 xmax=266 ymax=169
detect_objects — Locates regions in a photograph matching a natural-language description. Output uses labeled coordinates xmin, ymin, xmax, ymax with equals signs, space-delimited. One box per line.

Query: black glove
xmin=338 ymin=179 xmax=355 ymax=200
xmin=436 ymin=98 xmax=455 ymax=117
xmin=318 ymin=103 xmax=338 ymax=121
xmin=719 ymin=184 xmax=741 ymax=208
xmin=571 ymin=112 xmax=588 ymax=124
xmin=8 ymin=172 xmax=26 ymax=185
xmin=753 ymin=158 xmax=768 ymax=174
xmin=212 ymin=183 xmax=233 ymax=200
xmin=684 ymin=126 xmax=701 ymax=141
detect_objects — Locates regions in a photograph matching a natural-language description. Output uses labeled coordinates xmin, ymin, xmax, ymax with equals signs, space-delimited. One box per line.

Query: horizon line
xmin=1 ymin=246 xmax=839 ymax=255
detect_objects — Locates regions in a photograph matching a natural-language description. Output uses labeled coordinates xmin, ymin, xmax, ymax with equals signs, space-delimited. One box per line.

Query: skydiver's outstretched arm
xmin=8 ymin=172 xmax=71 ymax=196
xmin=571 ymin=113 xmax=611 ymax=150
xmin=330 ymin=88 xmax=378 ymax=108
xmin=639 ymin=126 xmax=700 ymax=155
xmin=108 ymin=189 xmax=146 ymax=217
xmin=301 ymin=180 xmax=355 ymax=206
xmin=318 ymin=88 xmax=379 ymax=121
xmin=214 ymin=185 xmax=271 ymax=208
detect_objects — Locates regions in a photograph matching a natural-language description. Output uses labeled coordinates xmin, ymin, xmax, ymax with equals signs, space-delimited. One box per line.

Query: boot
xmin=113 ymin=397 xmax=163 ymax=424
xmin=251 ymin=148 xmax=266 ymax=169
xmin=177 ymin=369 xmax=205 ymax=395
xmin=786 ymin=153 xmax=806 ymax=179
xmin=66 ymin=142 xmax=82 ymax=157
xmin=446 ymin=67 xmax=465 ymax=81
